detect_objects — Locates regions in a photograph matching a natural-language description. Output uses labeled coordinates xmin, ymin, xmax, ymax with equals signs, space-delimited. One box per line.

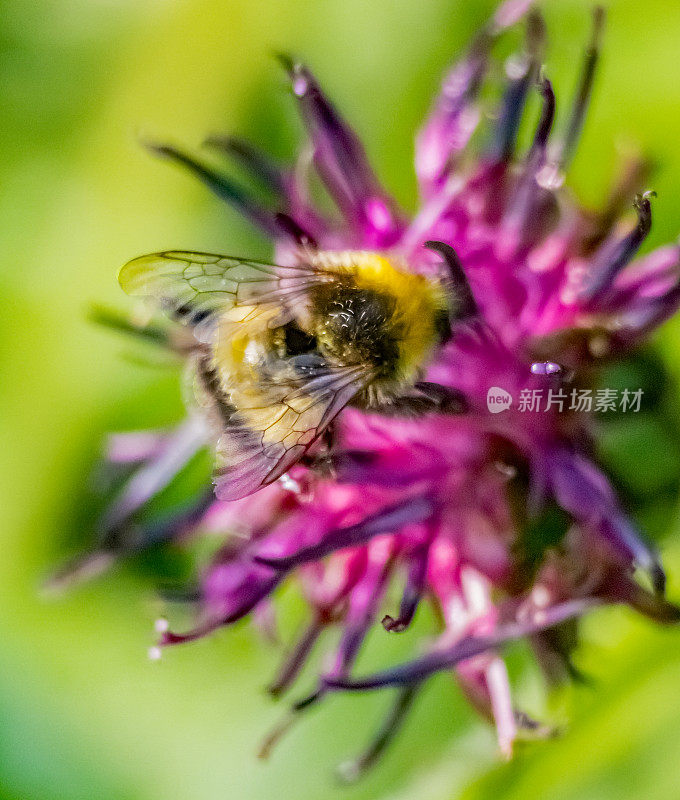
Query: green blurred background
xmin=3 ymin=0 xmax=680 ymax=798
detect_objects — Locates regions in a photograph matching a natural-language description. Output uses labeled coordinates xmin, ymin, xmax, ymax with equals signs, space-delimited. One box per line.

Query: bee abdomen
xmin=194 ymin=352 xmax=238 ymax=426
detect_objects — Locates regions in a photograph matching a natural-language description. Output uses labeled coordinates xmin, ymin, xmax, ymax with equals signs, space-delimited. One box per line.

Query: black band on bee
xmin=195 ymin=353 xmax=238 ymax=425
xmin=270 ymin=322 xmax=327 ymax=377
xmin=281 ymin=321 xmax=318 ymax=357
xmin=172 ymin=302 xmax=213 ymax=327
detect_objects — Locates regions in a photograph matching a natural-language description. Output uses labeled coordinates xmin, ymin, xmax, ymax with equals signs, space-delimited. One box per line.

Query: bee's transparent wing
xmin=204 ymin=364 xmax=371 ymax=501
xmin=119 ymin=251 xmax=326 ymax=342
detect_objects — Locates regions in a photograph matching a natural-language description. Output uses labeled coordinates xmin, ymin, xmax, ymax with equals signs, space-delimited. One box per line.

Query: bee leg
xmin=424 ymin=240 xmax=478 ymax=319
xmin=297 ymin=425 xmax=338 ymax=476
xmin=374 ymin=382 xmax=468 ymax=418
xmin=322 ymin=425 xmax=337 ymax=452
xmin=414 ymin=382 xmax=468 ymax=411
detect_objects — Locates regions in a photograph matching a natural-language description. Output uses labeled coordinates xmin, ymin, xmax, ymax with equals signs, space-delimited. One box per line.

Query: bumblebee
xmin=119 ymin=240 xmax=475 ymax=500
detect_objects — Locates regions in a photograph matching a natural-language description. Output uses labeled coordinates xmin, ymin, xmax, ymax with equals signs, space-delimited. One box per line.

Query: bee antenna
xmin=423 ymin=240 xmax=478 ymax=318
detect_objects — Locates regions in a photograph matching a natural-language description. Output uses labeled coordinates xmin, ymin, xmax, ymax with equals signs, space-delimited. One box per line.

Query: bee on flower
xmin=54 ymin=0 xmax=680 ymax=778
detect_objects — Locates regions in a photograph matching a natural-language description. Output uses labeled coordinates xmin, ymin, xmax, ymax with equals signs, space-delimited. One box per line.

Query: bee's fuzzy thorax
xmin=308 ymin=250 xmax=449 ymax=385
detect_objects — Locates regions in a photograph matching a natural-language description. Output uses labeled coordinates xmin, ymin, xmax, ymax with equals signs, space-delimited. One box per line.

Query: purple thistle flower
xmin=55 ymin=0 xmax=680 ymax=776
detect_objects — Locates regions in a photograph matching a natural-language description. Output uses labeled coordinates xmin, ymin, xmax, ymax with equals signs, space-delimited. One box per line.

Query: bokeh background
xmin=3 ymin=0 xmax=680 ymax=798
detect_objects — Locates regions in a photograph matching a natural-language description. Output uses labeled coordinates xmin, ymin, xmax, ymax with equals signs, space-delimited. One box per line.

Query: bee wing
xmin=209 ymin=364 xmax=371 ymax=501
xmin=119 ymin=251 xmax=326 ymax=342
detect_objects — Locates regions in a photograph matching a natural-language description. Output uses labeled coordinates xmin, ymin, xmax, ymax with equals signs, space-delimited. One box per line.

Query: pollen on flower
xmin=59 ymin=0 xmax=680 ymax=779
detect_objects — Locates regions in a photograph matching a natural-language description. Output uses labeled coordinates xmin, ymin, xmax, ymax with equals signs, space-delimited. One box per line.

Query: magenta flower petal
xmin=279 ymin=56 xmax=404 ymax=245
xmin=98 ymin=414 xmax=208 ymax=535
xmin=416 ymin=0 xmax=536 ymax=194
xmin=547 ymin=446 xmax=663 ymax=589
xmin=576 ymin=192 xmax=655 ymax=302
xmin=253 ymin=495 xmax=434 ymax=571
xmin=382 ymin=539 xmax=430 ymax=632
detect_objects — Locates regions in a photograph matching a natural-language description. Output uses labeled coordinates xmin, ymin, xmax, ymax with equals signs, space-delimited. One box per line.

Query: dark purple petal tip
xmin=324 ymin=599 xmax=598 ymax=691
